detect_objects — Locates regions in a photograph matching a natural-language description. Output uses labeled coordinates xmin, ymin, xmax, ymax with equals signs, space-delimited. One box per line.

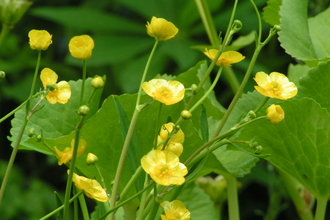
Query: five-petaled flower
xmin=254 ymin=72 xmax=298 ymax=100
xmin=157 ymin=122 xmax=184 ymax=156
xmin=142 ymin=79 xmax=185 ymax=105
xmin=70 ymin=171 xmax=108 ymax=202
xmin=266 ymin=104 xmax=285 ymax=124
xmin=68 ymin=35 xmax=95 ymax=60
xmin=161 ymin=200 xmax=191 ymax=220
xmin=40 ymin=68 xmax=71 ymax=104
xmin=146 ymin=16 xmax=179 ymax=41
xmin=141 ymin=149 xmax=187 ymax=186
xmin=203 ymin=49 xmax=245 ymax=67
xmin=54 ymin=139 xmax=86 ymax=165
xmin=28 ymin=29 xmax=52 ymax=50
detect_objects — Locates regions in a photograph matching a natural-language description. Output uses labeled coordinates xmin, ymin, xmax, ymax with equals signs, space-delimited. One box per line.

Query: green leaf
xmin=287 ymin=63 xmax=309 ymax=87
xmin=297 ymin=61 xmax=330 ymax=112
xmin=262 ymin=0 xmax=282 ymax=26
xmin=30 ymin=7 xmax=144 ymax=33
xmin=278 ymin=0 xmax=316 ymax=61
xmin=238 ymin=98 xmax=330 ymax=199
xmin=9 ymin=78 xmax=103 ymax=154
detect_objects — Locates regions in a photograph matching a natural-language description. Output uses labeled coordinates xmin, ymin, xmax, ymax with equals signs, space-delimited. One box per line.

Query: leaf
xmin=238 ymin=98 xmax=330 ymax=199
xmin=9 ymin=78 xmax=103 ymax=154
xmin=287 ymin=63 xmax=309 ymax=87
xmin=262 ymin=0 xmax=282 ymax=26
xmin=278 ymin=0 xmax=317 ymax=61
xmin=297 ymin=61 xmax=330 ymax=112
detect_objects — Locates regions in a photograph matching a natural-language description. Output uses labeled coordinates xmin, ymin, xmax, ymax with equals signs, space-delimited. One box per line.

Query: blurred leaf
xmin=9 ymin=78 xmax=103 ymax=153
xmin=262 ymin=0 xmax=282 ymax=26
xmin=238 ymin=98 xmax=330 ymax=199
xmin=30 ymin=7 xmax=144 ymax=33
xmin=297 ymin=61 xmax=330 ymax=111
xmin=287 ymin=63 xmax=309 ymax=87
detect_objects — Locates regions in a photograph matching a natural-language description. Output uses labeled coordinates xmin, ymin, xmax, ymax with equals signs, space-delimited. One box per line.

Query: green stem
xmin=223 ymin=67 xmax=240 ymax=94
xmin=278 ymin=171 xmax=313 ymax=220
xmin=223 ymin=173 xmax=240 ymax=220
xmin=254 ymin=97 xmax=269 ymax=113
xmin=314 ymin=197 xmax=328 ymax=220
xmin=194 ymin=0 xmax=220 ymax=47
xmin=109 ymin=40 xmax=159 ymax=220
xmin=78 ymin=192 xmax=90 ymax=220
xmin=63 ymin=116 xmax=86 ymax=220
xmin=97 ymin=182 xmax=154 ymax=220
xmin=120 ymin=166 xmax=143 ymax=200
xmin=0 ymin=50 xmax=42 ymax=206
xmin=38 ymin=191 xmax=83 ymax=220
xmin=0 ymin=24 xmax=12 ymax=49
xmin=136 ymin=176 xmax=150 ymax=220
xmin=80 ymin=60 xmax=87 ymax=106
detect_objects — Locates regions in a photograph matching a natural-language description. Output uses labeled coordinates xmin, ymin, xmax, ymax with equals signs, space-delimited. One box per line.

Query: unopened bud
xmin=36 ymin=134 xmax=42 ymax=141
xmin=78 ymin=105 xmax=90 ymax=116
xmin=27 ymin=128 xmax=35 ymax=137
xmin=273 ymin=25 xmax=281 ymax=32
xmin=181 ymin=110 xmax=192 ymax=119
xmin=232 ymin=20 xmax=243 ymax=33
xmin=91 ymin=76 xmax=105 ymax=89
xmin=86 ymin=153 xmax=98 ymax=165
xmin=254 ymin=145 xmax=263 ymax=155
xmin=0 ymin=71 xmax=5 ymax=79
xmin=191 ymin=84 xmax=198 ymax=94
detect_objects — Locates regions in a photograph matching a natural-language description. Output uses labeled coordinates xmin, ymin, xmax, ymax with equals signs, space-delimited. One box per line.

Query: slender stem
xmin=136 ymin=177 xmax=150 ymax=220
xmin=314 ymin=197 xmax=328 ymax=220
xmin=0 ymin=50 xmax=42 ymax=206
xmin=254 ymin=97 xmax=269 ymax=113
xmin=278 ymin=171 xmax=313 ymax=220
xmin=78 ymin=192 xmax=90 ymax=220
xmin=0 ymin=24 xmax=12 ymax=49
xmin=63 ymin=116 xmax=86 ymax=220
xmin=38 ymin=191 xmax=83 ymax=220
xmin=194 ymin=0 xmax=219 ymax=47
xmin=80 ymin=60 xmax=87 ymax=106
xmin=223 ymin=173 xmax=240 ymax=220
xmin=109 ymin=39 xmax=159 ymax=219
xmin=120 ymin=166 xmax=143 ymax=200
xmin=223 ymin=67 xmax=240 ymax=94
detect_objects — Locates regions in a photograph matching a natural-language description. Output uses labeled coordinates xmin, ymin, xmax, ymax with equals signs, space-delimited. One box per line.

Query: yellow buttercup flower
xmin=254 ymin=72 xmax=298 ymax=100
xmin=157 ymin=122 xmax=184 ymax=156
xmin=54 ymin=139 xmax=86 ymax=165
xmin=68 ymin=35 xmax=94 ymax=60
xmin=142 ymin=79 xmax=185 ymax=105
xmin=141 ymin=150 xmax=187 ymax=186
xmin=28 ymin=29 xmax=52 ymax=50
xmin=203 ymin=49 xmax=245 ymax=67
xmin=40 ymin=68 xmax=71 ymax=104
xmin=266 ymin=104 xmax=284 ymax=124
xmin=146 ymin=16 xmax=178 ymax=41
xmin=161 ymin=200 xmax=190 ymax=220
xmin=71 ymin=172 xmax=108 ymax=202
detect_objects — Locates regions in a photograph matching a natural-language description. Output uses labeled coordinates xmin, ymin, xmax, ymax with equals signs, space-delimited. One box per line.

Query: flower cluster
xmin=141 ymin=122 xmax=187 ymax=186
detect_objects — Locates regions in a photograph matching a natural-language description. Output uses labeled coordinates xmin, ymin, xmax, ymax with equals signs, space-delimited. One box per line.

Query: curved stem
xmin=314 ymin=197 xmax=328 ymax=220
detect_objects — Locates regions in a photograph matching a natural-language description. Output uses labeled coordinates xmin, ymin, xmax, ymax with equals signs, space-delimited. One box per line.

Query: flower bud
xmin=266 ymin=104 xmax=284 ymax=124
xmin=146 ymin=16 xmax=178 ymax=41
xmin=91 ymin=76 xmax=105 ymax=89
xmin=28 ymin=29 xmax=52 ymax=50
xmin=181 ymin=110 xmax=192 ymax=119
xmin=0 ymin=0 xmax=32 ymax=26
xmin=86 ymin=153 xmax=98 ymax=165
xmin=36 ymin=134 xmax=42 ymax=141
xmin=191 ymin=84 xmax=198 ymax=94
xmin=78 ymin=105 xmax=90 ymax=116
xmin=253 ymin=145 xmax=263 ymax=155
xmin=27 ymin=128 xmax=35 ymax=137
xmin=273 ymin=25 xmax=281 ymax=32
xmin=232 ymin=20 xmax=243 ymax=33
xmin=68 ymin=35 xmax=94 ymax=60
xmin=0 ymin=71 xmax=5 ymax=79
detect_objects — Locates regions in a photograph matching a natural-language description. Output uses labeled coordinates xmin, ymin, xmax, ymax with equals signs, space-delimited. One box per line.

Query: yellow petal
xmin=146 ymin=16 xmax=179 ymax=41
xmin=40 ymin=68 xmax=58 ymax=89
xmin=56 ymin=81 xmax=72 ymax=104
xmin=28 ymin=29 xmax=52 ymax=50
xmin=266 ymin=104 xmax=285 ymax=124
xmin=68 ymin=35 xmax=95 ymax=60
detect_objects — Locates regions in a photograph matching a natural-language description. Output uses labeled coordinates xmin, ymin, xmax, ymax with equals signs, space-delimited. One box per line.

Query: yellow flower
xmin=157 ymin=122 xmax=184 ymax=156
xmin=86 ymin=152 xmax=98 ymax=165
xmin=141 ymin=150 xmax=187 ymax=186
xmin=142 ymin=79 xmax=185 ymax=105
xmin=28 ymin=29 xmax=52 ymax=50
xmin=54 ymin=139 xmax=86 ymax=165
xmin=71 ymin=172 xmax=108 ymax=202
xmin=254 ymin=72 xmax=298 ymax=100
xmin=266 ymin=104 xmax=284 ymax=124
xmin=146 ymin=16 xmax=178 ymax=41
xmin=203 ymin=49 xmax=245 ymax=67
xmin=40 ymin=68 xmax=71 ymax=104
xmin=161 ymin=200 xmax=190 ymax=220
xmin=68 ymin=35 xmax=94 ymax=60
